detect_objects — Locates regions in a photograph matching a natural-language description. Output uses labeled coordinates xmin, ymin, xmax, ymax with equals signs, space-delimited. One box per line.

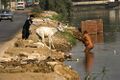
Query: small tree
xmin=1 ymin=0 xmax=10 ymax=9
xmin=39 ymin=0 xmax=72 ymax=22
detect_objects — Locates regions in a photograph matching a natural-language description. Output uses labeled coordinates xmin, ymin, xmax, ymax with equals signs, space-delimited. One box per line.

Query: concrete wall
xmin=109 ymin=0 xmax=115 ymax=2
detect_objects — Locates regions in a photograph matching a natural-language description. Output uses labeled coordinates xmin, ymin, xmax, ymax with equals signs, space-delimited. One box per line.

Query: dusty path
xmin=0 ymin=73 xmax=65 ymax=80
xmin=0 ymin=40 xmax=15 ymax=56
xmin=0 ymin=33 xmax=20 ymax=56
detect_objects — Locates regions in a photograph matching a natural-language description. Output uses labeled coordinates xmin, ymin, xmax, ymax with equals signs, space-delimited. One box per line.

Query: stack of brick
xmin=81 ymin=19 xmax=103 ymax=34
xmin=80 ymin=19 xmax=104 ymax=43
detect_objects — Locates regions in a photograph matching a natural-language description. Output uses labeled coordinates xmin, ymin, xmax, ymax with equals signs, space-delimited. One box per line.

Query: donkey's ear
xmin=62 ymin=24 xmax=68 ymax=28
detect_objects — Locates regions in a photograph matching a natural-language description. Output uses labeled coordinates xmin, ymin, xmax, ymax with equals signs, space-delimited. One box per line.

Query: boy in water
xmin=82 ymin=31 xmax=94 ymax=52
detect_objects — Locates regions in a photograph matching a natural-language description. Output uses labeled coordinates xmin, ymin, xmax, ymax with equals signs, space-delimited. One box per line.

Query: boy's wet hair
xmin=83 ymin=30 xmax=88 ymax=34
xmin=78 ymin=27 xmax=82 ymax=32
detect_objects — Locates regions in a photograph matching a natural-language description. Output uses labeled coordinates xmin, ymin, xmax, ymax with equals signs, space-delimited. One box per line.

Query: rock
xmin=30 ymin=52 xmax=48 ymax=61
xmin=18 ymin=52 xmax=28 ymax=57
xmin=33 ymin=42 xmax=45 ymax=48
xmin=33 ymin=18 xmax=44 ymax=24
xmin=54 ymin=64 xmax=72 ymax=79
xmin=0 ymin=57 xmax=12 ymax=62
xmin=27 ymin=53 xmax=40 ymax=60
xmin=47 ymin=61 xmax=62 ymax=66
xmin=54 ymin=64 xmax=79 ymax=80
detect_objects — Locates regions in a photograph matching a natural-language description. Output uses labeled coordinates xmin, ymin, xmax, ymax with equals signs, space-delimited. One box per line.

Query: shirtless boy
xmin=82 ymin=31 xmax=94 ymax=52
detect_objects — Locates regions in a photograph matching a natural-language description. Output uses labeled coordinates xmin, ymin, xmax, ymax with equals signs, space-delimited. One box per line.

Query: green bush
xmin=1 ymin=0 xmax=10 ymax=9
xmin=31 ymin=6 xmax=42 ymax=13
xmin=61 ymin=31 xmax=76 ymax=46
xmin=39 ymin=0 xmax=72 ymax=22
xmin=50 ymin=14 xmax=64 ymax=22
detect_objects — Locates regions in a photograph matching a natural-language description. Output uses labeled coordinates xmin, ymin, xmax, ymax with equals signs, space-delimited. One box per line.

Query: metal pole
xmin=10 ymin=0 xmax=12 ymax=9
xmin=0 ymin=0 xmax=1 ymax=9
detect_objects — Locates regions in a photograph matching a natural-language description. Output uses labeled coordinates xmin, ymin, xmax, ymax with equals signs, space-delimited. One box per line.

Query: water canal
xmin=65 ymin=6 xmax=120 ymax=80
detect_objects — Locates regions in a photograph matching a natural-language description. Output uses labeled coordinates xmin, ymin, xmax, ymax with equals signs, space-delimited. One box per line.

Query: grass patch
xmin=50 ymin=14 xmax=69 ymax=23
xmin=61 ymin=31 xmax=76 ymax=46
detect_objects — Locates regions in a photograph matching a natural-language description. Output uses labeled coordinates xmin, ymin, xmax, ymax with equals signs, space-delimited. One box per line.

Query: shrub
xmin=31 ymin=5 xmax=42 ymax=13
xmin=61 ymin=31 xmax=76 ymax=46
xmin=39 ymin=0 xmax=72 ymax=22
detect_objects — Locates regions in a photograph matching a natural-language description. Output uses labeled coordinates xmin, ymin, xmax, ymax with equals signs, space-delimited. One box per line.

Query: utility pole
xmin=0 ymin=0 xmax=1 ymax=9
xmin=10 ymin=0 xmax=11 ymax=9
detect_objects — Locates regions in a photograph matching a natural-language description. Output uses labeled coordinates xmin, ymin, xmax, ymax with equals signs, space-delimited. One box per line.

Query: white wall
xmin=109 ymin=0 xmax=115 ymax=2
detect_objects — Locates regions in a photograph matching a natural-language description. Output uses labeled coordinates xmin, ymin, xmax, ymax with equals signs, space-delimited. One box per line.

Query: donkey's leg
xmin=50 ymin=36 xmax=55 ymax=49
xmin=48 ymin=36 xmax=51 ymax=49
xmin=41 ymin=34 xmax=45 ymax=43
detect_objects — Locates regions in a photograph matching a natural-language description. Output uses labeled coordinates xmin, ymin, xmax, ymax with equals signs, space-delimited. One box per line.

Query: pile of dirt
xmin=0 ymin=59 xmax=54 ymax=73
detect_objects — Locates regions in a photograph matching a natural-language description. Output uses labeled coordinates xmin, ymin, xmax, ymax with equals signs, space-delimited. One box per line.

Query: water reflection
xmin=109 ymin=10 xmax=116 ymax=23
xmin=104 ymin=32 xmax=116 ymax=43
xmin=84 ymin=51 xmax=94 ymax=80
xmin=71 ymin=8 xmax=120 ymax=43
xmin=91 ymin=33 xmax=104 ymax=43
xmin=68 ymin=7 xmax=120 ymax=80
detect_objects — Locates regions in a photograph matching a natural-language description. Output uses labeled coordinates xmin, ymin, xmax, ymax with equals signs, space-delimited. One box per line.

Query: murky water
xmin=65 ymin=7 xmax=120 ymax=80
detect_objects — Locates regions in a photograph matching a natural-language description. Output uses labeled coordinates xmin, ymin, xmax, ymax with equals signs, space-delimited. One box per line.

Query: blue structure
xmin=25 ymin=0 xmax=39 ymax=7
xmin=26 ymin=0 xmax=32 ymax=2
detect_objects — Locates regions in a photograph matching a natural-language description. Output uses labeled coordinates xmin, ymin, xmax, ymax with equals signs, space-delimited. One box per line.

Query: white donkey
xmin=36 ymin=23 xmax=65 ymax=49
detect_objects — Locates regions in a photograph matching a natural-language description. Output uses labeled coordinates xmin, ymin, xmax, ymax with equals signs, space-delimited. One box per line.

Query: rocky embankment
xmin=0 ymin=11 xmax=80 ymax=80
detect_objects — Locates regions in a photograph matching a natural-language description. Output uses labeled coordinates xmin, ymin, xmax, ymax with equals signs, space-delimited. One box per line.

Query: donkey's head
xmin=57 ymin=22 xmax=64 ymax=32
